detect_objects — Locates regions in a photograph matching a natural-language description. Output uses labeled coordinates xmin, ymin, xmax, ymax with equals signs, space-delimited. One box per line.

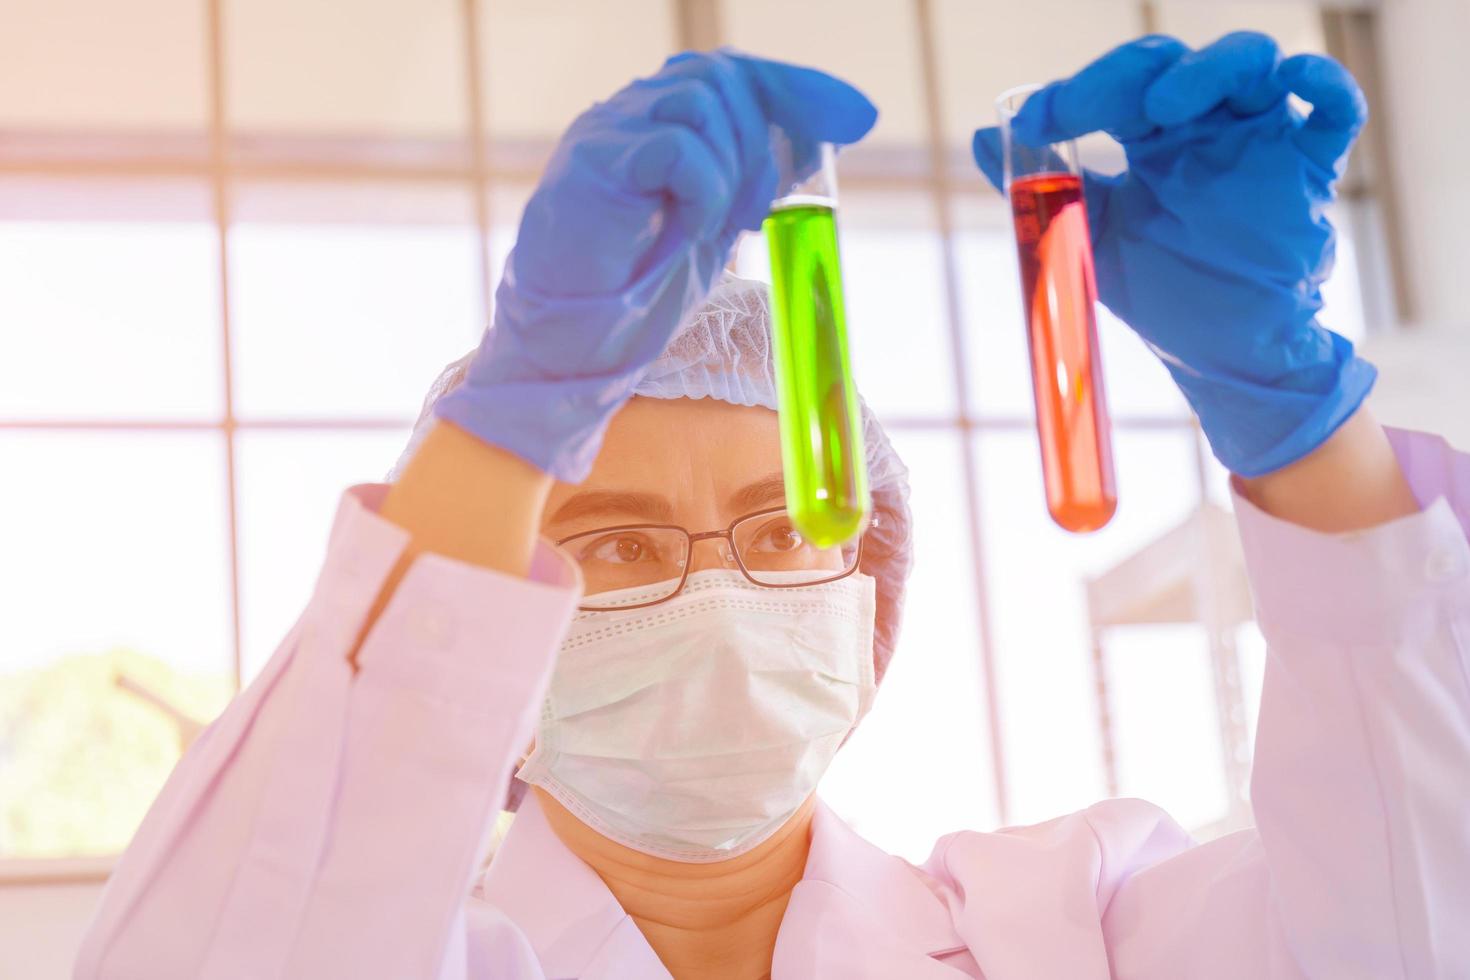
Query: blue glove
xmin=434 ymin=51 xmax=876 ymax=482
xmin=973 ymin=33 xmax=1377 ymax=477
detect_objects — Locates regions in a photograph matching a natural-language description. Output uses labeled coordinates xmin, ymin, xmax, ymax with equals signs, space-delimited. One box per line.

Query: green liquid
xmin=763 ymin=202 xmax=870 ymax=549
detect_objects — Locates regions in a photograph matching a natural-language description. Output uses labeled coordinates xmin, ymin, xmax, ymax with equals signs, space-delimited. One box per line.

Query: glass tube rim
xmin=995 ymin=81 xmax=1044 ymax=121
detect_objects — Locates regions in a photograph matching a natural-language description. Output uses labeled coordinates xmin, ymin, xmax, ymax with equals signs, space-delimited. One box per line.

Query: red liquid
xmin=1009 ymin=173 xmax=1117 ymax=533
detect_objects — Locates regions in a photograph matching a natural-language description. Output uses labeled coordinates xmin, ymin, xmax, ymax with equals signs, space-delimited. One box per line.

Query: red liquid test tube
xmin=1008 ymin=172 xmax=1117 ymax=532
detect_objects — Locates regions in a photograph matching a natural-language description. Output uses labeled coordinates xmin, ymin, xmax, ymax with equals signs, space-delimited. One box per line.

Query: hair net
xmin=391 ymin=273 xmax=914 ymax=770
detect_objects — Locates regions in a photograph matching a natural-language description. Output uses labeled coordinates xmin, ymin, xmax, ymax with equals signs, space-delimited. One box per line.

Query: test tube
xmin=997 ymin=84 xmax=1117 ymax=533
xmin=763 ymin=137 xmax=870 ymax=549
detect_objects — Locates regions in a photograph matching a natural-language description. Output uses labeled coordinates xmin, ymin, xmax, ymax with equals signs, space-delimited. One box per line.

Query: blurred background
xmin=3 ymin=0 xmax=1467 ymax=973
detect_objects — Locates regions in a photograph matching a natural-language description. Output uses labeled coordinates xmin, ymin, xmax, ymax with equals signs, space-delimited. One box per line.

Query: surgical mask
xmin=517 ymin=569 xmax=877 ymax=863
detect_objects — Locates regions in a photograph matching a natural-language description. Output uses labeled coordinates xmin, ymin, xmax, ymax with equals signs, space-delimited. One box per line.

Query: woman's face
xmin=541 ymin=395 xmax=786 ymax=571
xmin=530 ymin=395 xmax=839 ymax=865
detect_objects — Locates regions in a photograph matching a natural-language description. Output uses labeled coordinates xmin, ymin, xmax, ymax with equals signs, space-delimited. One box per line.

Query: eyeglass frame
xmin=555 ymin=505 xmax=868 ymax=612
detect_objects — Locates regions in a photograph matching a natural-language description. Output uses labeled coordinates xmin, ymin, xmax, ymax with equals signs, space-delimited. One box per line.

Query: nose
xmin=686 ymin=534 xmax=738 ymax=574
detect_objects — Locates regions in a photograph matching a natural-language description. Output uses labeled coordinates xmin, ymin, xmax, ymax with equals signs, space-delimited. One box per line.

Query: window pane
xmin=0 ymin=178 xmax=221 ymax=420
xmin=840 ymin=194 xmax=957 ymax=418
xmin=954 ymin=194 xmax=1188 ymax=419
xmin=1236 ymin=622 xmax=1267 ymax=752
xmin=974 ymin=426 xmax=1201 ymax=824
xmin=933 ymin=0 xmax=1144 ymax=159
xmin=226 ymin=0 xmax=467 ymax=149
xmin=1200 ymin=435 xmax=1234 ymax=507
xmin=480 ymin=0 xmax=676 ymax=149
xmin=0 ymin=432 xmax=234 ymax=857
xmin=229 ymin=182 xmax=484 ymax=420
xmin=735 ymin=192 xmax=957 ymax=418
xmin=1321 ymin=202 xmax=1369 ymax=343
xmin=953 ymin=196 xmax=1029 ymax=416
xmin=236 ymin=429 xmax=412 ymax=681
xmin=724 ymin=0 xmax=927 ymax=155
xmin=1106 ymin=625 xmax=1231 ymax=830
xmin=821 ymin=431 xmax=998 ymax=859
xmin=1155 ymin=2 xmax=1326 ymax=52
xmin=0 ymin=0 xmax=207 ymax=133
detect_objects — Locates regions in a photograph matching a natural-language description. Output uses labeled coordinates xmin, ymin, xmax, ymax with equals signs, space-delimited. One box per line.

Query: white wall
xmin=1380 ymin=0 xmax=1470 ymax=329
xmin=1354 ymin=0 xmax=1470 ymax=448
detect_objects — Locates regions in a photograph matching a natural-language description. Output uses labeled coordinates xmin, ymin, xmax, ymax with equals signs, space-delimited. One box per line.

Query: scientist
xmin=77 ymin=33 xmax=1469 ymax=979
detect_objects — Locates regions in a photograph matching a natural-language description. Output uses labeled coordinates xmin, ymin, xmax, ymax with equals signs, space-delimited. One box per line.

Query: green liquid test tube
xmin=762 ymin=145 xmax=870 ymax=550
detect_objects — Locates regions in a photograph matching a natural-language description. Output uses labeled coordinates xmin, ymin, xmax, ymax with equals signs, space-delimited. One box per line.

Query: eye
xmin=582 ymin=533 xmax=659 ymax=565
xmin=750 ymin=519 xmax=805 ymax=554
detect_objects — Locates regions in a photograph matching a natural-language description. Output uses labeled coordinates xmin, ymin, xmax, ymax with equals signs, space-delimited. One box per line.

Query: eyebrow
xmin=547 ymin=472 xmax=788 ymax=530
xmin=729 ymin=472 xmax=787 ymax=515
xmin=547 ymin=490 xmax=676 ymax=527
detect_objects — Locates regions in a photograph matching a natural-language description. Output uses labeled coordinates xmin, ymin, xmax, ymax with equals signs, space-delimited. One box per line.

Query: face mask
xmin=517 ymin=569 xmax=877 ymax=863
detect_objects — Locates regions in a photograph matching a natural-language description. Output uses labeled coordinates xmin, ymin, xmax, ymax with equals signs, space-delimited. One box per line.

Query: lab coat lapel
xmin=773 ymin=801 xmax=972 ymax=977
xmin=476 ymin=793 xmax=670 ymax=979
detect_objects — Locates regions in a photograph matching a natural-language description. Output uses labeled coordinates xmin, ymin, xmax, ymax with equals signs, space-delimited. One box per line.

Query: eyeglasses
xmin=556 ymin=506 xmax=866 ymax=611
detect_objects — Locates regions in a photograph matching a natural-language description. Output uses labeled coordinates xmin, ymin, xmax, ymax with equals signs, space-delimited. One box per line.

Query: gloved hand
xmin=434 ymin=51 xmax=876 ymax=482
xmin=973 ymin=33 xmax=1377 ymax=477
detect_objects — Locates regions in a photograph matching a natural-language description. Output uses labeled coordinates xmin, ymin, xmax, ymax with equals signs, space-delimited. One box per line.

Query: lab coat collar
xmin=477 ymin=792 xmax=670 ymax=979
xmin=477 ymin=794 xmax=967 ymax=979
xmin=771 ymin=802 xmax=972 ymax=976
xmin=795 ymin=800 xmax=965 ymax=956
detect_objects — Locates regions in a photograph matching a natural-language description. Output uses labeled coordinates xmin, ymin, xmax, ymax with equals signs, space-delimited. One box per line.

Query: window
xmin=0 ymin=432 xmax=234 ymax=855
xmin=0 ymin=0 xmax=1393 ymax=864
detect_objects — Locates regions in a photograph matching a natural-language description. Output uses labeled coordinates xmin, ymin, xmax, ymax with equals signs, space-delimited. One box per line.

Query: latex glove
xmin=434 ymin=51 xmax=876 ymax=482
xmin=973 ymin=33 xmax=1377 ymax=477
